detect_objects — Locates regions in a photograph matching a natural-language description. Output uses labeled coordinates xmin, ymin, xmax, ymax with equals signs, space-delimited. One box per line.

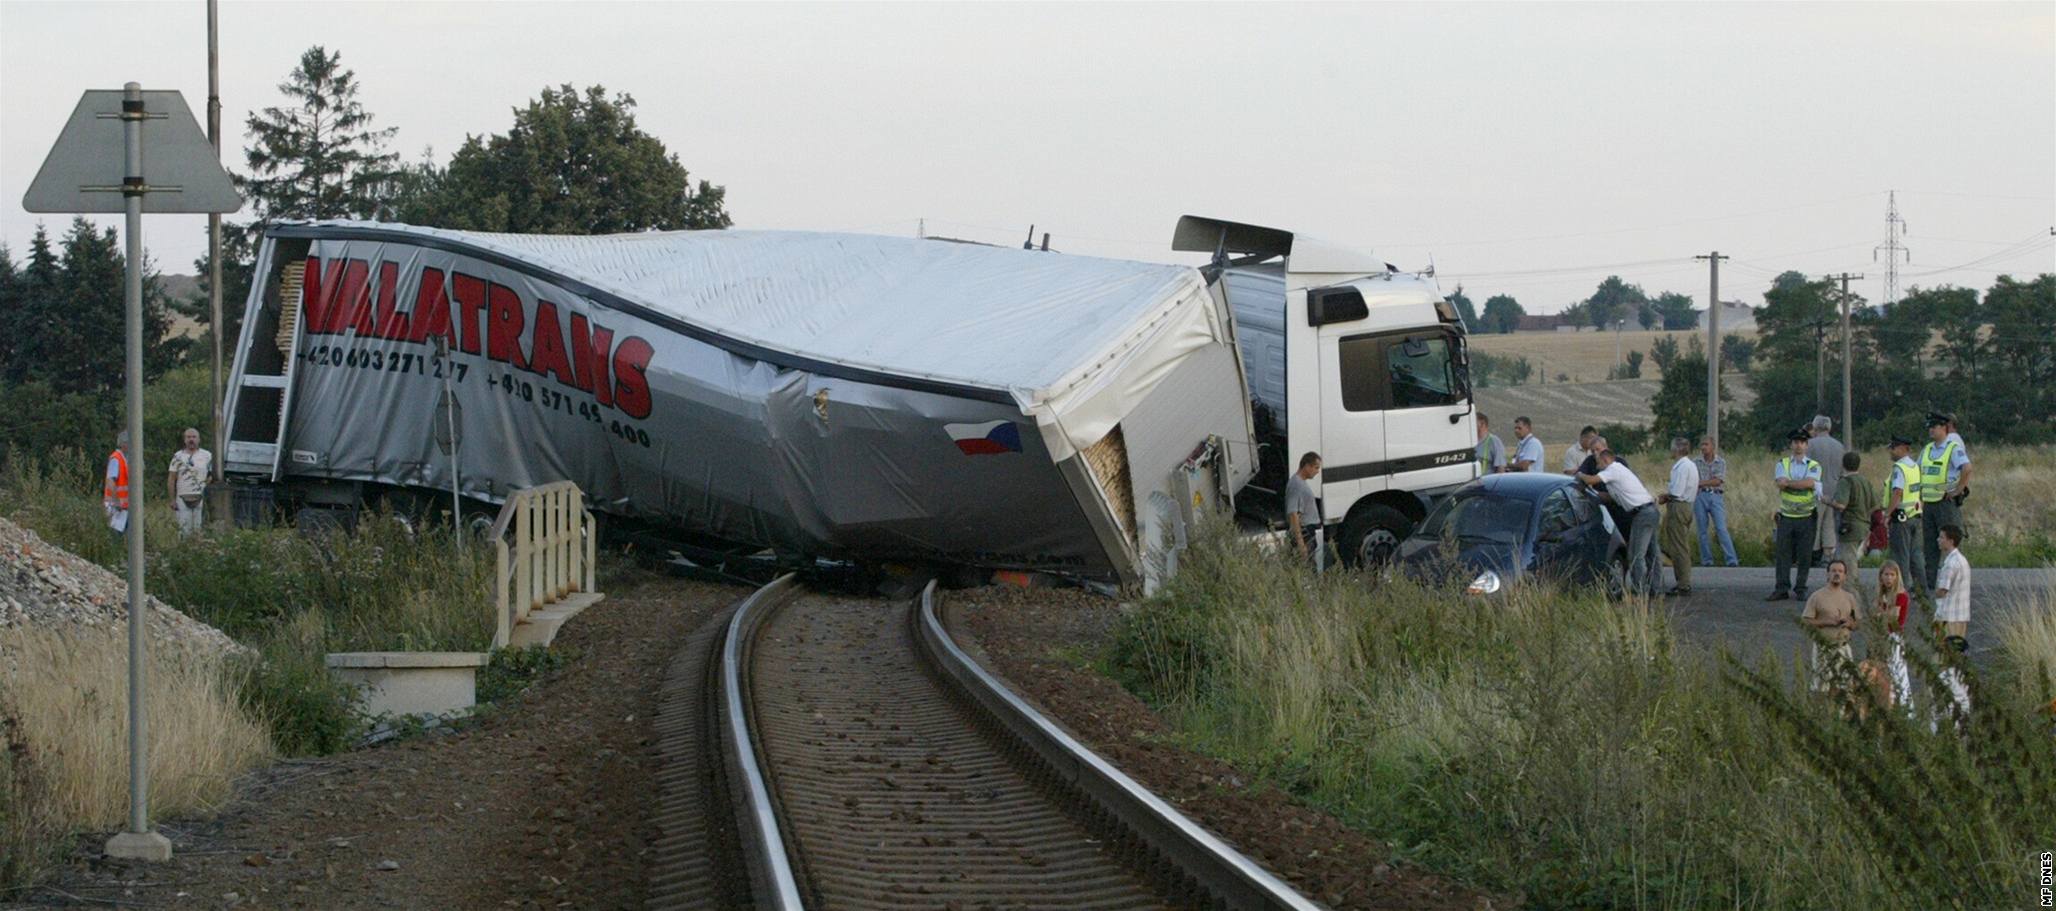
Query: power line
xmin=1899 ymin=230 xmax=2054 ymax=278
xmin=1373 ymin=190 xmax=1886 ymax=249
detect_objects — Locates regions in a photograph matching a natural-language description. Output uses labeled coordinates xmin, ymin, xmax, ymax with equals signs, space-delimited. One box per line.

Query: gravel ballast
xmin=0 ymin=516 xmax=242 ymax=656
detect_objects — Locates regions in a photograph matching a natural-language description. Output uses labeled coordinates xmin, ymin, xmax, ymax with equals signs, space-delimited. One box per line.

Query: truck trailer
xmin=221 ymin=216 xmax=1471 ymax=586
xmin=221 ymin=221 xmax=1253 ymax=588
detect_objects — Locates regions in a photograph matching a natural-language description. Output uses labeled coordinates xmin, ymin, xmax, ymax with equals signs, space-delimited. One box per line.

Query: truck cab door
xmin=1311 ymin=287 xmax=1387 ymax=509
xmin=1377 ymin=330 xmax=1471 ymax=482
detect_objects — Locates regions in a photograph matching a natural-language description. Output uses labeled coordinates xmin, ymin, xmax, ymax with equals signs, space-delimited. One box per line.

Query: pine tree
xmin=0 ymin=245 xmax=18 ymax=378
xmin=240 ymin=46 xmax=398 ymax=220
xmin=4 ymin=220 xmax=176 ymax=396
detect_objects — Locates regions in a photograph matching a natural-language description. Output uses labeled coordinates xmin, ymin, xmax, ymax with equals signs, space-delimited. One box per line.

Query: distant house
xmin=1700 ymin=300 xmax=1757 ymax=333
xmin=1517 ymin=314 xmax=1575 ymax=332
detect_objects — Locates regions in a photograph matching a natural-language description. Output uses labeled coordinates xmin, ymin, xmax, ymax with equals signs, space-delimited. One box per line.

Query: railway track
xmin=650 ymin=575 xmax=1321 ymax=910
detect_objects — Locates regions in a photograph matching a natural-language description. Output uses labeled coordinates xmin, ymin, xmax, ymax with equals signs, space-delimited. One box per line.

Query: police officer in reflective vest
xmin=1919 ymin=411 xmax=1971 ymax=592
xmin=1767 ymin=428 xmax=1821 ymax=602
xmin=1886 ymin=434 xmax=1927 ymax=599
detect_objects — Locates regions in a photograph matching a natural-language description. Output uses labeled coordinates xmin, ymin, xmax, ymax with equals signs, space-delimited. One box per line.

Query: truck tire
xmin=1338 ymin=503 xmax=1413 ymax=569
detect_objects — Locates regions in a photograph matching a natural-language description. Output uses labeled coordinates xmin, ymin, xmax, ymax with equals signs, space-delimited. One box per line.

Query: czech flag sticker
xmin=945 ymin=420 xmax=1023 ymax=456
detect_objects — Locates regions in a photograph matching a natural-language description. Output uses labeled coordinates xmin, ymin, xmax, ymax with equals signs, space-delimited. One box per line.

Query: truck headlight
xmin=1465 ymin=570 xmax=1502 ymax=595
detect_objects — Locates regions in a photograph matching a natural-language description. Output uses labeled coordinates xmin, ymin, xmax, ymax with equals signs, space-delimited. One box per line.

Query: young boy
xmin=1932 ymin=524 xmax=1971 ymax=642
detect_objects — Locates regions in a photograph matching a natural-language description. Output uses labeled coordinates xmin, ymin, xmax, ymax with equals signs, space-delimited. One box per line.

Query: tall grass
xmin=1631 ymin=444 xmax=2056 ymax=566
xmin=1111 ymin=523 xmax=2056 ymax=909
xmin=0 ymin=625 xmax=272 ymax=887
xmin=2 ymin=453 xmax=495 ymax=760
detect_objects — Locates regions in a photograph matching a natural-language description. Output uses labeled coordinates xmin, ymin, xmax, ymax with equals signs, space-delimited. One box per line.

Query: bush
xmin=1591 ymin=420 xmax=1648 ymax=455
xmin=478 ymin=645 xmax=573 ymax=704
xmin=1109 ymin=521 xmax=2056 ymax=909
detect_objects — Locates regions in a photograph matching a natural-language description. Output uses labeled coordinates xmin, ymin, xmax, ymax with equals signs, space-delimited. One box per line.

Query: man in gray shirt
xmin=1285 ymin=452 xmax=1324 ymax=570
xmin=1693 ymin=437 xmax=1738 ymax=566
xmin=1807 ymin=416 xmax=1846 ymax=565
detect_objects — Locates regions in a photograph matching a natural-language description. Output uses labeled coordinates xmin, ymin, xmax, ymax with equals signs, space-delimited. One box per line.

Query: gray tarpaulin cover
xmin=227 ymin=221 xmax=1253 ymax=580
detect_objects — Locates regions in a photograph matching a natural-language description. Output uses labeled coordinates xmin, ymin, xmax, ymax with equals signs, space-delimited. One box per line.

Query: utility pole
xmin=1695 ymin=252 xmax=1727 ymax=450
xmin=1874 ymin=190 xmax=1909 ymax=308
xmin=1812 ymin=318 xmax=1829 ymax=414
xmin=206 ymin=0 xmax=225 ymax=491
xmin=1825 ymin=272 xmax=1863 ymax=441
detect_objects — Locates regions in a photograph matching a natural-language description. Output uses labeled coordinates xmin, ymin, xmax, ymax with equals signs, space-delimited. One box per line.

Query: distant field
xmin=1474 ymin=374 xmax=1754 ymax=442
xmin=1469 ymin=327 xmax=1752 ymax=384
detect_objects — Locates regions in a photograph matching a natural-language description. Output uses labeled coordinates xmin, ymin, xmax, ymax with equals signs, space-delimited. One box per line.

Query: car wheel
xmin=1604 ymin=553 xmax=1628 ymax=600
xmin=1338 ymin=504 xmax=1413 ymax=569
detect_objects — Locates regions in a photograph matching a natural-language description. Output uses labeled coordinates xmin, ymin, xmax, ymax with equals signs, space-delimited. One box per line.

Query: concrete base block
xmin=508 ymin=592 xmax=604 ymax=649
xmin=104 ymin=830 xmax=173 ymax=861
xmin=325 ymin=651 xmax=490 ymax=717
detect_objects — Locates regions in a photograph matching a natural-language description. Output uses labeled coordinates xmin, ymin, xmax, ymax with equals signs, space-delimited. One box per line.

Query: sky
xmin=3 ymin=1 xmax=2051 ymax=314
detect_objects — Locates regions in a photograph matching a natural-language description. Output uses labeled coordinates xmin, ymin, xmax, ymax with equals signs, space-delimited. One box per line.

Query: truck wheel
xmin=293 ymin=506 xmax=346 ymax=539
xmin=1338 ymin=504 xmax=1413 ymax=569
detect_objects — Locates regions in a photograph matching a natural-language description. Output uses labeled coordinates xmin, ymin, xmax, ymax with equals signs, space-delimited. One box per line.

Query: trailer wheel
xmin=1338 ymin=503 xmax=1413 ymax=569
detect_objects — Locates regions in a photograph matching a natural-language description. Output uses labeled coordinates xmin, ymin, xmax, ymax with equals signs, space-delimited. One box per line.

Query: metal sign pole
xmin=111 ymin=82 xmax=170 ymax=862
xmin=28 ymin=81 xmax=242 ymax=863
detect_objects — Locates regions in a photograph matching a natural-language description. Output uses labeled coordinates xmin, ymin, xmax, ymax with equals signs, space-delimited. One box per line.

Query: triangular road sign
xmin=23 ymin=89 xmax=242 ymax=214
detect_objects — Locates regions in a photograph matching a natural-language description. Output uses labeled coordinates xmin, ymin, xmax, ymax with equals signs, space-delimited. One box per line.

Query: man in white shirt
xmin=1510 ymin=416 xmax=1544 ymax=473
xmin=1656 ymin=437 xmax=1699 ymax=595
xmin=1562 ymin=425 xmax=1597 ymax=475
xmin=1932 ymin=523 xmax=1971 ymax=641
xmin=167 ymin=427 xmax=212 ymax=537
xmin=1579 ymin=447 xmax=1658 ymax=597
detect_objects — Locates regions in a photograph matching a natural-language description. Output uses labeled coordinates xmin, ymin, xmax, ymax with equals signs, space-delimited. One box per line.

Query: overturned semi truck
xmin=220 ymin=222 xmax=1254 ymax=587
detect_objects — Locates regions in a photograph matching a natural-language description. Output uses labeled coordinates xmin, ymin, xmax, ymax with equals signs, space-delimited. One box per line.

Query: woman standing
xmin=1875 ymin=561 xmax=1912 ymax=712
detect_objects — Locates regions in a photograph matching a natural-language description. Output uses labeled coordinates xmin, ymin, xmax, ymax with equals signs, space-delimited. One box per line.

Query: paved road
xmin=1660 ymin=566 xmax=2050 ymax=664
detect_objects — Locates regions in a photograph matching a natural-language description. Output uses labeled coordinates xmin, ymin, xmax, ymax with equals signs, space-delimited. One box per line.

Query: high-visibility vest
xmin=104 ymin=449 xmax=130 ymax=510
xmin=1777 ymin=456 xmax=1819 ymax=518
xmin=1892 ymin=458 xmax=1923 ymax=521
xmin=1918 ymin=439 xmax=1961 ymax=503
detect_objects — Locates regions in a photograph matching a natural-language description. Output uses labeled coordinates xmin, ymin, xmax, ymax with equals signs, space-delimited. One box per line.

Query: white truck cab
xmin=1174 ymin=215 xmax=1475 ymax=565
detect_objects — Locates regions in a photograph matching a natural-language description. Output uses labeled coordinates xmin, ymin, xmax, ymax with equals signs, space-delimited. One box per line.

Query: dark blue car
xmin=1397 ymin=473 xmax=1627 ymax=596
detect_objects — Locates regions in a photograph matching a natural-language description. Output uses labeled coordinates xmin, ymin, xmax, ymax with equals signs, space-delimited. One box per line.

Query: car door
xmin=1531 ymin=488 xmax=1582 ymax=581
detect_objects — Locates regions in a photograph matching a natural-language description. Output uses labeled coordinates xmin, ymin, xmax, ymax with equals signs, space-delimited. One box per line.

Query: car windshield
xmin=1417 ymin=491 xmax=1529 ymax=545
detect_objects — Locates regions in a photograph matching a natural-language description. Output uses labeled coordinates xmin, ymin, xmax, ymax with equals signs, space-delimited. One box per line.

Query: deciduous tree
xmin=1480 ymin=294 xmax=1524 ymax=334
xmin=397 ymin=85 xmax=730 ymax=234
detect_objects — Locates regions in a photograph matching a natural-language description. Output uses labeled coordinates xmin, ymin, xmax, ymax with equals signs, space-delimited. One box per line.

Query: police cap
xmin=1925 ymin=411 xmax=1953 ymax=427
xmin=1788 ymin=428 xmax=1810 ymax=442
xmin=1889 ymin=434 xmax=1915 ymax=448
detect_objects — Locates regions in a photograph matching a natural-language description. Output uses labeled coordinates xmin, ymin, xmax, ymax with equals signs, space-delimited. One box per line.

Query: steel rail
xmin=913 ymin=580 xmax=1325 ymax=911
xmin=721 ymin=574 xmax=1325 ymax=910
xmin=715 ymin=573 xmax=806 ymax=910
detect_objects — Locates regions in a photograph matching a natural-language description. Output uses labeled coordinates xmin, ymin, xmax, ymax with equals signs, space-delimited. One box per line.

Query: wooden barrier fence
xmin=490 ymin=481 xmax=601 ymax=649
